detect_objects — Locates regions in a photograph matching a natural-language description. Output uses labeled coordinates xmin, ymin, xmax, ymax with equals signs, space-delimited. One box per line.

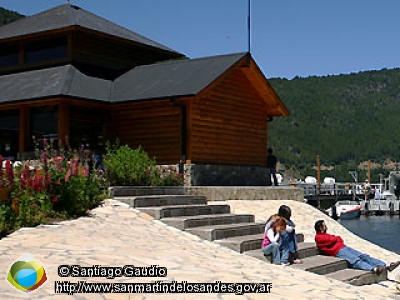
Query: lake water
xmin=340 ymin=215 xmax=400 ymax=254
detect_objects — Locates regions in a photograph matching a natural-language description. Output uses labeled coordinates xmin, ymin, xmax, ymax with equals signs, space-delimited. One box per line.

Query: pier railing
xmin=284 ymin=182 xmax=365 ymax=197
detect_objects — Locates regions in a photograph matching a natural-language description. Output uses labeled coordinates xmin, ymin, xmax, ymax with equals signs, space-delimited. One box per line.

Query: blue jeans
xmin=280 ymin=230 xmax=298 ymax=254
xmin=263 ymin=242 xmax=289 ymax=265
xmin=336 ymin=246 xmax=386 ymax=271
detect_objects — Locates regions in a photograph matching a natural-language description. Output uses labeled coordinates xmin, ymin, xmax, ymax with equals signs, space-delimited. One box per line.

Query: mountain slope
xmin=0 ymin=7 xmax=24 ymax=25
xmin=269 ymin=68 xmax=400 ymax=167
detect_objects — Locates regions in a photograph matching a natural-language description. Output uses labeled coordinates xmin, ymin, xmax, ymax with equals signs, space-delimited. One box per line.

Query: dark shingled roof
xmin=0 ymin=4 xmax=180 ymax=54
xmin=0 ymin=53 xmax=247 ymax=104
xmin=112 ymin=52 xmax=247 ymax=102
xmin=0 ymin=65 xmax=111 ymax=104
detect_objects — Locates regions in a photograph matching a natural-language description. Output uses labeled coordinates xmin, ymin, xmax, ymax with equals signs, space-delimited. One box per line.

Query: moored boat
xmin=326 ymin=200 xmax=362 ymax=220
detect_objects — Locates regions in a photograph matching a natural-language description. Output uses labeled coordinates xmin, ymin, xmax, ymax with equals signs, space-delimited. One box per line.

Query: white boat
xmin=326 ymin=200 xmax=362 ymax=220
xmin=362 ymin=190 xmax=400 ymax=215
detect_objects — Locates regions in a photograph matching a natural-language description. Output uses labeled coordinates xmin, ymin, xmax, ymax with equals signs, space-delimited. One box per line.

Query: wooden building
xmin=0 ymin=4 xmax=289 ymax=185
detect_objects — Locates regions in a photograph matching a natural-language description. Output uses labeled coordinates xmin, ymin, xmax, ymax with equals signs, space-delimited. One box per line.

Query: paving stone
xmin=1 ymin=198 xmax=399 ymax=299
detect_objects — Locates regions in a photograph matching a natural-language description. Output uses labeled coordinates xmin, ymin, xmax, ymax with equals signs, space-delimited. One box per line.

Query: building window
xmin=70 ymin=121 xmax=104 ymax=152
xmin=0 ymin=109 xmax=19 ymax=160
xmin=29 ymin=106 xmax=58 ymax=150
xmin=25 ymin=37 xmax=67 ymax=65
xmin=70 ymin=106 xmax=107 ymax=152
xmin=0 ymin=44 xmax=19 ymax=68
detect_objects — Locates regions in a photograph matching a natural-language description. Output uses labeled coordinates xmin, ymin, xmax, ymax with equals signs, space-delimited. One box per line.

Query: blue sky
xmin=1 ymin=0 xmax=399 ymax=79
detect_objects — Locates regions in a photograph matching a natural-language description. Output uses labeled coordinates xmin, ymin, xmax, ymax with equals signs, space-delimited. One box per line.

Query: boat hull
xmin=339 ymin=207 xmax=361 ymax=220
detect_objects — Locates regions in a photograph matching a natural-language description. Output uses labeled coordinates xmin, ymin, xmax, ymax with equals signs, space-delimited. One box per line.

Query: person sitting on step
xmin=264 ymin=213 xmax=280 ymax=233
xmin=278 ymin=205 xmax=303 ymax=264
xmin=261 ymin=217 xmax=290 ymax=265
xmin=314 ymin=220 xmax=400 ymax=275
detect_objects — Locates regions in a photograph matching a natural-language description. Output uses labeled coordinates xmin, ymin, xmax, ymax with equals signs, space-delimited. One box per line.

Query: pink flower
xmin=33 ymin=175 xmax=44 ymax=191
xmin=82 ymin=166 xmax=89 ymax=177
xmin=20 ymin=176 xmax=26 ymax=189
xmin=65 ymin=169 xmax=71 ymax=182
xmin=41 ymin=151 xmax=48 ymax=163
xmin=73 ymin=157 xmax=79 ymax=175
xmin=5 ymin=160 xmax=13 ymax=182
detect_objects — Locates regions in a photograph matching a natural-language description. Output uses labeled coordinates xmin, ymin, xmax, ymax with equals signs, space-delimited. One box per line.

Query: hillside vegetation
xmin=0 ymin=7 xmax=24 ymax=25
xmin=269 ymin=69 xmax=400 ymax=181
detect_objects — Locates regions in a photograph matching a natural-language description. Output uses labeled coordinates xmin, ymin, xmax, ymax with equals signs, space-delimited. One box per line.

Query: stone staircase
xmin=114 ymin=193 xmax=387 ymax=286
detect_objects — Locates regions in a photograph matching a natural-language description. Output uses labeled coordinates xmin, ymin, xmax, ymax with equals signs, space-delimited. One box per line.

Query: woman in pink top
xmin=261 ymin=218 xmax=290 ymax=265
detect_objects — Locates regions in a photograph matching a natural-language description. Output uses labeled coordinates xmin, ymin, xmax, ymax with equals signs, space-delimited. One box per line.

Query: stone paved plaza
xmin=0 ymin=198 xmax=399 ymax=299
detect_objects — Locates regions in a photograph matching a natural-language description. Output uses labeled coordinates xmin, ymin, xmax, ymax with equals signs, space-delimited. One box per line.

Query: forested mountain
xmin=268 ymin=68 xmax=400 ymax=180
xmin=0 ymin=7 xmax=24 ymax=25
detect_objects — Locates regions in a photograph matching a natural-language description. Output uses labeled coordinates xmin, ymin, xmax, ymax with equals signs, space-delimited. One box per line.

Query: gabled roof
xmin=0 ymin=4 xmax=180 ymax=54
xmin=112 ymin=53 xmax=247 ymax=102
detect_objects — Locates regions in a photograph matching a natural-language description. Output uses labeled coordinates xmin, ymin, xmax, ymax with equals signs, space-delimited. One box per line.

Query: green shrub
xmin=103 ymin=141 xmax=183 ymax=186
xmin=103 ymin=141 xmax=156 ymax=186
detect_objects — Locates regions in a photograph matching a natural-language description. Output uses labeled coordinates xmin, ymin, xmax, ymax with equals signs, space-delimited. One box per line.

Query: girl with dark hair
xmin=278 ymin=205 xmax=303 ymax=264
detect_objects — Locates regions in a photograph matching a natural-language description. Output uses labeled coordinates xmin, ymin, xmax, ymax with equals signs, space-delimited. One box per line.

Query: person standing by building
xmin=267 ymin=148 xmax=278 ymax=186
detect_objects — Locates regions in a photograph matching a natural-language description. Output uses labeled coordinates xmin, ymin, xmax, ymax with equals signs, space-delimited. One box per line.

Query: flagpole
xmin=247 ymin=0 xmax=251 ymax=53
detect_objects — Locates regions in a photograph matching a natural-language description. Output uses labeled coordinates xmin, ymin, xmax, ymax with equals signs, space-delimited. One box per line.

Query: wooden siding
xmin=190 ymin=68 xmax=268 ymax=166
xmin=110 ymin=100 xmax=182 ymax=164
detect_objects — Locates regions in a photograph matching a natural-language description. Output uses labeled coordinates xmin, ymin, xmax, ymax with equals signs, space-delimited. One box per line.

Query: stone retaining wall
xmin=184 ymin=163 xmax=272 ymax=186
xmin=185 ymin=186 xmax=304 ymax=201
xmin=110 ymin=186 xmax=304 ymax=202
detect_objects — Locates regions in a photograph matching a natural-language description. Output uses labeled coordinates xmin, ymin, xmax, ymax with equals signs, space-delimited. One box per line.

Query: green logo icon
xmin=6 ymin=253 xmax=47 ymax=293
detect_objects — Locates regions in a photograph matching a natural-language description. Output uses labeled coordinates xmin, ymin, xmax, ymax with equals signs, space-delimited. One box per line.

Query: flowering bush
xmin=0 ymin=155 xmax=14 ymax=189
xmin=152 ymin=165 xmax=183 ymax=186
xmin=0 ymin=136 xmax=108 ymax=235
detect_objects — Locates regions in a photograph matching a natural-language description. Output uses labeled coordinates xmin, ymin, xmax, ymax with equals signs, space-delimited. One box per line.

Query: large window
xmin=0 ymin=110 xmax=19 ymax=160
xmin=25 ymin=36 xmax=67 ymax=65
xmin=0 ymin=44 xmax=19 ymax=68
xmin=29 ymin=106 xmax=58 ymax=150
xmin=70 ymin=106 xmax=107 ymax=152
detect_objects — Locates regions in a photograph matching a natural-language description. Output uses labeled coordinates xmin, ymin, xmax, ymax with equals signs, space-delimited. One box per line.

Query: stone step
xmin=185 ymin=222 xmax=265 ymax=241
xmin=326 ymin=268 xmax=388 ymax=286
xmin=138 ymin=204 xmax=231 ymax=219
xmin=244 ymin=242 xmax=319 ymax=263
xmin=110 ymin=186 xmax=185 ymax=197
xmin=162 ymin=214 xmax=255 ymax=230
xmin=216 ymin=234 xmax=263 ymax=253
xmin=297 ymin=242 xmax=320 ymax=259
xmin=115 ymin=195 xmax=207 ymax=208
xmin=291 ymin=255 xmax=348 ymax=275
xmin=215 ymin=233 xmax=304 ymax=253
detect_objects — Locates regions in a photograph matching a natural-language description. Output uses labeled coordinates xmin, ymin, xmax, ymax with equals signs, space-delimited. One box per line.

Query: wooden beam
xmin=186 ymin=100 xmax=192 ymax=163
